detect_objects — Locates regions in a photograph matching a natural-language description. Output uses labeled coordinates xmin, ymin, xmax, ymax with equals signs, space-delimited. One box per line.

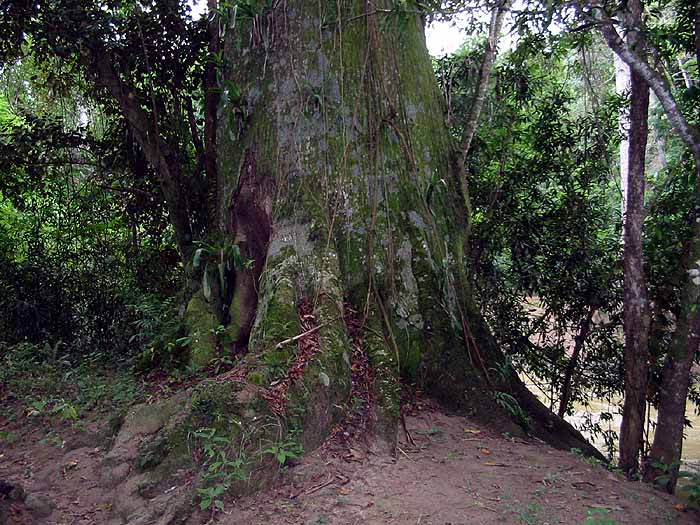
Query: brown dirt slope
xmin=214 ymin=406 xmax=696 ymax=525
xmin=1 ymin=403 xmax=697 ymax=524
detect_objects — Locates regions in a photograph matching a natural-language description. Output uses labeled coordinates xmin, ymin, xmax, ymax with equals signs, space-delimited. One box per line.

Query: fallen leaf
xmin=481 ymin=448 xmax=491 ymax=455
xmin=344 ymin=448 xmax=365 ymax=462
xmin=675 ymin=504 xmax=685 ymax=512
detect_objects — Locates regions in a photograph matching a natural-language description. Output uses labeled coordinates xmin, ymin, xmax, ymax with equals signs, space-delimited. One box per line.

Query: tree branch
xmin=456 ymin=0 xmax=512 ymax=244
xmin=185 ymin=96 xmax=204 ymax=160
xmin=459 ymin=0 xmax=512 ymax=160
xmin=576 ymin=0 xmax=700 ymax=156
xmin=90 ymin=44 xmax=194 ymax=259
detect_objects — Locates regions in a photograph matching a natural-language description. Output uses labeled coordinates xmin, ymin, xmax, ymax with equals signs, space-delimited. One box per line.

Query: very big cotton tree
xmin=1 ymin=1 xmax=600 ymax=521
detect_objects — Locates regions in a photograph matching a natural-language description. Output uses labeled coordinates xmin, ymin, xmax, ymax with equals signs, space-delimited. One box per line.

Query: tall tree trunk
xmin=456 ymin=0 xmax=511 ymax=241
xmin=643 ymin=3 xmax=700 ymax=494
xmin=617 ymin=0 xmax=651 ymax=478
xmin=643 ymin=153 xmax=700 ymax=491
xmin=615 ymin=53 xmax=630 ymax=217
xmin=585 ymin=0 xmax=700 ymax=490
xmin=91 ymin=45 xmax=194 ymax=261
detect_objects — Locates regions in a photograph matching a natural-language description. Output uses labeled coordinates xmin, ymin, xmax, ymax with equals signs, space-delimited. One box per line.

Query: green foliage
xmin=436 ymin=34 xmax=624 ymax=428
xmin=678 ymin=469 xmax=700 ymax=508
xmin=0 ymin=96 xmax=24 ymax=130
xmin=263 ymin=437 xmax=303 ymax=466
xmin=131 ymin=294 xmax=190 ymax=370
xmin=492 ymin=391 xmax=532 ymax=430
xmin=1 ymin=340 xmax=142 ymax=427
xmin=650 ymin=460 xmax=683 ymax=489
xmin=0 ymin=77 xmax=183 ymax=364
xmin=192 ymin=239 xmax=251 ymax=311
xmin=584 ymin=508 xmax=616 ymax=525
xmin=190 ymin=425 xmax=248 ymax=512
xmin=226 ymin=0 xmax=275 ymax=21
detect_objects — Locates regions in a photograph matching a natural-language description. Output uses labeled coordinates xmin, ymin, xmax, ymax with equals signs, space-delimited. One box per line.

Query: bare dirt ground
xmin=218 ymin=407 xmax=697 ymax=525
xmin=2 ymin=400 xmax=697 ymax=525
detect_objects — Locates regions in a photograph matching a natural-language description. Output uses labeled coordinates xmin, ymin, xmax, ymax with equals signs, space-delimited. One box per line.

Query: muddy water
xmin=526 ymin=383 xmax=700 ymax=468
xmin=521 ymin=299 xmax=700 ymax=477
xmin=568 ymin=398 xmax=700 ymax=464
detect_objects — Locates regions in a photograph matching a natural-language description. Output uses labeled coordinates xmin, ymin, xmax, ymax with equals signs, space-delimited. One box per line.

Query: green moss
xmin=364 ymin=315 xmax=401 ymax=444
xmin=247 ymin=371 xmax=265 ymax=386
xmin=191 ymin=380 xmax=245 ymax=419
xmin=185 ymin=291 xmax=218 ymax=368
xmin=249 ymin=252 xmax=301 ymax=355
xmin=108 ymin=410 xmax=126 ymax=437
xmin=136 ymin=435 xmax=172 ymax=472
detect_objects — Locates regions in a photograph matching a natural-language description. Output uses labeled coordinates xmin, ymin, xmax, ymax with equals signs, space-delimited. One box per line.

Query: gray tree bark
xmin=617 ymin=0 xmax=650 ymax=475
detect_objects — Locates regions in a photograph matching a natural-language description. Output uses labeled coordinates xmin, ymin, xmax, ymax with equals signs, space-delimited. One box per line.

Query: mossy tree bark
xmin=198 ymin=0 xmax=600 ymax=456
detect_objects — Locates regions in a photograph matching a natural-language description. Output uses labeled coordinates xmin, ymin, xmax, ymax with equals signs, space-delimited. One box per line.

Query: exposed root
xmin=323 ymin=302 xmax=376 ymax=451
xmin=401 ymin=385 xmax=436 ymax=447
xmin=261 ymin=299 xmax=320 ymax=416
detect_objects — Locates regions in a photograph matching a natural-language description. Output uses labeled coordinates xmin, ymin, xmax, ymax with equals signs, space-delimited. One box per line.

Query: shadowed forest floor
xmin=2 ymin=396 xmax=698 ymax=525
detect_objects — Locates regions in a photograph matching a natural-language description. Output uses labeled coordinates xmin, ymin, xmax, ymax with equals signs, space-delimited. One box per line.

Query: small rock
xmin=25 ymin=493 xmax=54 ymax=518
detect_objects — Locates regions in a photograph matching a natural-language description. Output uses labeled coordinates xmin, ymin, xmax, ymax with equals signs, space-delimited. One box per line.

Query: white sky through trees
xmin=188 ymin=0 xmax=466 ymax=56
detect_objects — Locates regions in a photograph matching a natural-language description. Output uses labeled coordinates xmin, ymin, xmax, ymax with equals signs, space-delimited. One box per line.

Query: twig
xmin=397 ymin=446 xmax=416 ymax=462
xmin=275 ymin=319 xmax=337 ymax=349
xmin=304 ymin=475 xmax=335 ymax=495
xmin=401 ymin=412 xmax=416 ymax=446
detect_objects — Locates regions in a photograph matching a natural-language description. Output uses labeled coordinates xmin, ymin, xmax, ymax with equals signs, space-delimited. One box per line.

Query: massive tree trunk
xmin=102 ymin=3 xmax=601 ymax=523
xmin=211 ymin=0 xmax=599 ymax=452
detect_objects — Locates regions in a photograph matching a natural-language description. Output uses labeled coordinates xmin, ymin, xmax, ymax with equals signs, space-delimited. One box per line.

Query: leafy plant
xmin=193 ymin=239 xmax=249 ymax=307
xmin=263 ymin=438 xmax=303 ymax=466
xmin=678 ymin=469 xmax=700 ymax=508
xmin=515 ymin=501 xmax=542 ymax=524
xmin=52 ymin=400 xmax=80 ymax=422
xmin=26 ymin=399 xmax=48 ymax=417
xmin=0 ymin=430 xmax=17 ymax=444
xmin=649 ymin=460 xmax=682 ymax=489
xmin=492 ymin=391 xmax=532 ymax=430
xmin=190 ymin=426 xmax=248 ymax=513
xmin=131 ymin=295 xmax=189 ymax=370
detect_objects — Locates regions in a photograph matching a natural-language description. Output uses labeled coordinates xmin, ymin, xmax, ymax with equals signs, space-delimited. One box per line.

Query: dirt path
xmin=2 ymin=403 xmax=697 ymax=524
xmin=1 ymin=421 xmax=113 ymax=525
